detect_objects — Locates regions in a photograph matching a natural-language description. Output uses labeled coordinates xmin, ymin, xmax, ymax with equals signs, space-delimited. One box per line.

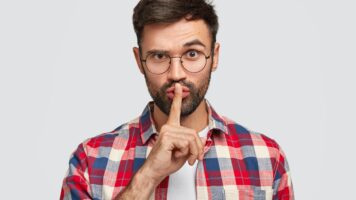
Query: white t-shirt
xmin=167 ymin=126 xmax=209 ymax=200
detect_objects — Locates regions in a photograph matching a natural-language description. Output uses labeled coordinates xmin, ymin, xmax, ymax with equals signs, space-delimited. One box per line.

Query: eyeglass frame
xmin=139 ymin=48 xmax=212 ymax=75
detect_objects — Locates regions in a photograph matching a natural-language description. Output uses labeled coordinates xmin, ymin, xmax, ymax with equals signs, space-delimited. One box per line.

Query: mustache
xmin=160 ymin=81 xmax=195 ymax=92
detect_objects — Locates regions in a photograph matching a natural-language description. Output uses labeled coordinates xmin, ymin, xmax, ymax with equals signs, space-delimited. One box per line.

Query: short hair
xmin=133 ymin=0 xmax=219 ymax=47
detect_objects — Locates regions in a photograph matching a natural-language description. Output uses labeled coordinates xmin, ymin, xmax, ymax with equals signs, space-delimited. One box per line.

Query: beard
xmin=144 ymin=67 xmax=212 ymax=117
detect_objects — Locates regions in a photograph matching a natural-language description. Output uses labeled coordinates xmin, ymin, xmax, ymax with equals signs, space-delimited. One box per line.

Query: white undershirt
xmin=167 ymin=126 xmax=209 ymax=200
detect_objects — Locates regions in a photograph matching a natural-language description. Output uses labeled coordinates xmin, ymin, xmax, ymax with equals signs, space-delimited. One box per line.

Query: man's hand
xmin=141 ymin=83 xmax=206 ymax=184
xmin=115 ymin=83 xmax=206 ymax=199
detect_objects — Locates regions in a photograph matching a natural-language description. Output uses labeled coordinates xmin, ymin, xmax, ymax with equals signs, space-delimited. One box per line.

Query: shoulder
xmin=77 ymin=117 xmax=141 ymax=157
xmin=222 ymin=116 xmax=283 ymax=157
xmin=220 ymin=117 xmax=293 ymax=192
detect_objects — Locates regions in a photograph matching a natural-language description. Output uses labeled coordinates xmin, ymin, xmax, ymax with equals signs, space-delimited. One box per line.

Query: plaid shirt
xmin=61 ymin=100 xmax=294 ymax=200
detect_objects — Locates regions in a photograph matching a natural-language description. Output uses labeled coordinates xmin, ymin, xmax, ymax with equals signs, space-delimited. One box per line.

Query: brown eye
xmin=184 ymin=50 xmax=202 ymax=61
xmin=153 ymin=53 xmax=167 ymax=60
xmin=187 ymin=50 xmax=198 ymax=58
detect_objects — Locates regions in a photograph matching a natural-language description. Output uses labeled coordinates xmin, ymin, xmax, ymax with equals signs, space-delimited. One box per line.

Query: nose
xmin=167 ymin=57 xmax=187 ymax=81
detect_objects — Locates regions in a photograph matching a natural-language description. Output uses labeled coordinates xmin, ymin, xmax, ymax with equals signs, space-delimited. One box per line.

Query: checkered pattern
xmin=61 ymin=100 xmax=294 ymax=200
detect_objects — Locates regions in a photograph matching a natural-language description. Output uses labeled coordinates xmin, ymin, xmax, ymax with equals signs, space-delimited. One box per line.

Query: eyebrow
xmin=146 ymin=49 xmax=169 ymax=55
xmin=183 ymin=39 xmax=206 ymax=48
xmin=145 ymin=39 xmax=207 ymax=56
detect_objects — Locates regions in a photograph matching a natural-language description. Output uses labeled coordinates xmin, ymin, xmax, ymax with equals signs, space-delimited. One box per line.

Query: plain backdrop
xmin=0 ymin=0 xmax=355 ymax=199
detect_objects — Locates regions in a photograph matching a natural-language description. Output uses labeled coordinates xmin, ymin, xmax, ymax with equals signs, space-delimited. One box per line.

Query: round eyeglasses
xmin=141 ymin=50 xmax=211 ymax=74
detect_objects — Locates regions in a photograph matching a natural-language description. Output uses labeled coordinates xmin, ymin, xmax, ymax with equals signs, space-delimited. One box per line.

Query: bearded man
xmin=61 ymin=0 xmax=294 ymax=199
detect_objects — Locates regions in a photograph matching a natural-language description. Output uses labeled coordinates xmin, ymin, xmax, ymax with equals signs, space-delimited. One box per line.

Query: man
xmin=61 ymin=0 xmax=294 ymax=199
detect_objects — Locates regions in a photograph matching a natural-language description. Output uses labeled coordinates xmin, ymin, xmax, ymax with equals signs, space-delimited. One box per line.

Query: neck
xmin=152 ymin=99 xmax=209 ymax=133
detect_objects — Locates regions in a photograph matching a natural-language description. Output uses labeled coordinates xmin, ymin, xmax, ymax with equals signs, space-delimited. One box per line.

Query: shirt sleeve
xmin=60 ymin=143 xmax=92 ymax=200
xmin=272 ymin=145 xmax=294 ymax=200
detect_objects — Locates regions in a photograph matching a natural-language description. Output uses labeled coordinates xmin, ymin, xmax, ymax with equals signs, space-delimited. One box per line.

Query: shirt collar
xmin=139 ymin=99 xmax=229 ymax=144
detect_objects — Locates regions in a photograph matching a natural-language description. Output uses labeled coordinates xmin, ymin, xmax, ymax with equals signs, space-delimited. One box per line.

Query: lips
xmin=166 ymin=85 xmax=190 ymax=100
xmin=166 ymin=91 xmax=190 ymax=99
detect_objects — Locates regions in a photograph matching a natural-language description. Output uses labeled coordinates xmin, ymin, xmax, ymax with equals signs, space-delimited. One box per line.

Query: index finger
xmin=167 ymin=83 xmax=182 ymax=125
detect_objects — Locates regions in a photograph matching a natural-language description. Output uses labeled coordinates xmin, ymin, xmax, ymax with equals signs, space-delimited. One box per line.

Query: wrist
xmin=136 ymin=164 xmax=162 ymax=188
xmin=127 ymin=168 xmax=157 ymax=199
xmin=115 ymin=168 xmax=157 ymax=200
xmin=139 ymin=161 xmax=166 ymax=186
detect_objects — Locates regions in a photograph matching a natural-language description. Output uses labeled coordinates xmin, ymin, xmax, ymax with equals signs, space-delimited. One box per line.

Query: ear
xmin=133 ymin=47 xmax=144 ymax=74
xmin=211 ymin=42 xmax=220 ymax=72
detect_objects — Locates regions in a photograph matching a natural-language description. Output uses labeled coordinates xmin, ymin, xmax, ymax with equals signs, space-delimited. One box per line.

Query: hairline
xmin=138 ymin=18 xmax=216 ymax=54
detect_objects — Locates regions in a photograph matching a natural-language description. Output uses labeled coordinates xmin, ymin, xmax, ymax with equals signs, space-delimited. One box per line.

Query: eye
xmin=184 ymin=50 xmax=202 ymax=60
xmin=152 ymin=53 xmax=168 ymax=60
xmin=186 ymin=50 xmax=199 ymax=58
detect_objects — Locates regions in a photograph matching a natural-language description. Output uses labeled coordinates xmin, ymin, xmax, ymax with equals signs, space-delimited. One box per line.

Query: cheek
xmin=192 ymin=69 xmax=211 ymax=86
xmin=146 ymin=75 xmax=166 ymax=91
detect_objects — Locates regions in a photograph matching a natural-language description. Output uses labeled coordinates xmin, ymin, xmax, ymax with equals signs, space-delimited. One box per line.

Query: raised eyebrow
xmin=146 ymin=49 xmax=169 ymax=55
xmin=183 ymin=39 xmax=206 ymax=48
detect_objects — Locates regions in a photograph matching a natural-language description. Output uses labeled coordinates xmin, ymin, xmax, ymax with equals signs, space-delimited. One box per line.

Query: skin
xmin=136 ymin=18 xmax=220 ymax=133
xmin=115 ymin=18 xmax=220 ymax=200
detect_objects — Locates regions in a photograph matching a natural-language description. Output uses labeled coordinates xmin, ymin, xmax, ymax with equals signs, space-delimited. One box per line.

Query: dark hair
xmin=133 ymin=0 xmax=219 ymax=47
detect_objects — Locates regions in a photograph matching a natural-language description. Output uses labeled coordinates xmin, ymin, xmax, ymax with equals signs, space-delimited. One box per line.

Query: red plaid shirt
xmin=61 ymin=100 xmax=294 ymax=200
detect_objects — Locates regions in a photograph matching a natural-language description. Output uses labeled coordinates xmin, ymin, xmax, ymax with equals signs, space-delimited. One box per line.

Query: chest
xmin=88 ymin=137 xmax=275 ymax=199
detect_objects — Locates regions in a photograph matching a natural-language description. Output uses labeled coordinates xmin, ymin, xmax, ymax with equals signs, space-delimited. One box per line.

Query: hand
xmin=141 ymin=83 xmax=206 ymax=185
xmin=114 ymin=83 xmax=207 ymax=199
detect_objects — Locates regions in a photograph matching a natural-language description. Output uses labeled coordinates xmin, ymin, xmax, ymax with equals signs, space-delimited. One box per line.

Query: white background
xmin=0 ymin=0 xmax=355 ymax=199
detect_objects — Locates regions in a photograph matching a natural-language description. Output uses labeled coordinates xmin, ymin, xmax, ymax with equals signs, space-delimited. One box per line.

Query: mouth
xmin=166 ymin=85 xmax=190 ymax=100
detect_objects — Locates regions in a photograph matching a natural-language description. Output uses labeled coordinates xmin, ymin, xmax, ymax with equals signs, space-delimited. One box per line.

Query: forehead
xmin=140 ymin=18 xmax=211 ymax=52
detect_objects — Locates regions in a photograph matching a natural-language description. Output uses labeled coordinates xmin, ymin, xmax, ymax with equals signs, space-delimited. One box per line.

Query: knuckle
xmin=159 ymin=132 xmax=166 ymax=138
xmin=191 ymin=152 xmax=198 ymax=157
xmin=170 ymin=107 xmax=178 ymax=115
xmin=187 ymin=129 xmax=196 ymax=135
xmin=160 ymin=132 xmax=170 ymax=140
xmin=190 ymin=155 xmax=197 ymax=162
xmin=187 ymin=135 xmax=195 ymax=142
xmin=160 ymin=125 xmax=169 ymax=132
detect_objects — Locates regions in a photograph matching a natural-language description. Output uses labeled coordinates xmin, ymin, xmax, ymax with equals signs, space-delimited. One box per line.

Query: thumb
xmin=199 ymin=137 xmax=207 ymax=160
xmin=200 ymin=137 xmax=207 ymax=146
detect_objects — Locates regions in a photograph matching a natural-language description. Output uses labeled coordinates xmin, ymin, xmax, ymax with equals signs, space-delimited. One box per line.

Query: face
xmin=133 ymin=18 xmax=220 ymax=117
